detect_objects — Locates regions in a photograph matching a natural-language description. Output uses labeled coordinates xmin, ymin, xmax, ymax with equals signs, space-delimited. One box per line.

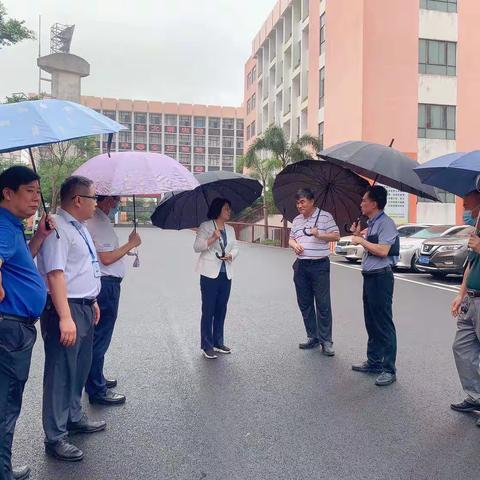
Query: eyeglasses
xmin=72 ymin=195 xmax=98 ymax=201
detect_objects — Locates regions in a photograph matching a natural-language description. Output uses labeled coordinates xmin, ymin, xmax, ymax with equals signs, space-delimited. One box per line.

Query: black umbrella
xmin=319 ymin=140 xmax=438 ymax=201
xmin=272 ymin=160 xmax=370 ymax=235
xmin=151 ymin=171 xmax=263 ymax=229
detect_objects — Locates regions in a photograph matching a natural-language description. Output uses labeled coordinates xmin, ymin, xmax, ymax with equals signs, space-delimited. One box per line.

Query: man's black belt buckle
xmin=0 ymin=313 xmax=38 ymax=326
xmin=362 ymin=266 xmax=392 ymax=277
xmin=467 ymin=289 xmax=480 ymax=298
xmin=67 ymin=298 xmax=97 ymax=306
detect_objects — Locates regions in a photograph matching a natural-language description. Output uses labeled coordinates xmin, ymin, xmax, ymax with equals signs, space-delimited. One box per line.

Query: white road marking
xmin=331 ymin=261 xmax=461 ymax=294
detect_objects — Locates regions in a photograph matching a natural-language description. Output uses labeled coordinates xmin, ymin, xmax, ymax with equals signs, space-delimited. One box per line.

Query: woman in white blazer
xmin=193 ymin=198 xmax=239 ymax=359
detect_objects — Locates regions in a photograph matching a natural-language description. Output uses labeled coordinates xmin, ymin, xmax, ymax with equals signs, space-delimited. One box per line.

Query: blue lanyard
xmin=367 ymin=211 xmax=385 ymax=234
xmin=70 ymin=222 xmax=97 ymax=262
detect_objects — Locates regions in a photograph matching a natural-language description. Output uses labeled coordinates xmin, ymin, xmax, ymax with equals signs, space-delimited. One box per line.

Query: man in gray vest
xmin=350 ymin=186 xmax=399 ymax=386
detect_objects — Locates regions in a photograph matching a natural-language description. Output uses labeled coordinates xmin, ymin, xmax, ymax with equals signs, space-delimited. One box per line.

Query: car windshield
xmin=410 ymin=226 xmax=451 ymax=239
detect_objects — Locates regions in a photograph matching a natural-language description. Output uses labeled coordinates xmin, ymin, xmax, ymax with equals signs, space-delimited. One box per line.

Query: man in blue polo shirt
xmin=0 ymin=166 xmax=54 ymax=480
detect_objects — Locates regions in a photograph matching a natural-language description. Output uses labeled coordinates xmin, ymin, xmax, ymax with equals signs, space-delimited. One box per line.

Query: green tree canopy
xmin=0 ymin=2 xmax=35 ymax=49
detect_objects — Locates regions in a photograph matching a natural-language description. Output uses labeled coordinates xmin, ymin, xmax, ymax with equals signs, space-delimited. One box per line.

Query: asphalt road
xmin=12 ymin=228 xmax=479 ymax=480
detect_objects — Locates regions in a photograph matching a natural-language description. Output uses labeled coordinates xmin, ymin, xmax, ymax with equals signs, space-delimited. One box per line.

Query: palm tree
xmin=239 ymin=154 xmax=279 ymax=240
xmin=245 ymin=125 xmax=321 ymax=246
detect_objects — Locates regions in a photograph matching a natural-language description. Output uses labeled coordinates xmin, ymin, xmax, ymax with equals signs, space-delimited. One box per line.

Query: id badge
xmin=92 ymin=260 xmax=102 ymax=278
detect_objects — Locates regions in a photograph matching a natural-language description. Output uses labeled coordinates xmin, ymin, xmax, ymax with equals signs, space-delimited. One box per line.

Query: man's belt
xmin=467 ymin=290 xmax=480 ymax=298
xmin=0 ymin=312 xmax=38 ymax=326
xmin=362 ymin=266 xmax=392 ymax=277
xmin=67 ymin=297 xmax=97 ymax=306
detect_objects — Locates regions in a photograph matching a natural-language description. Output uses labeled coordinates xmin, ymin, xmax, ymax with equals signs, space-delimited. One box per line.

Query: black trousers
xmin=200 ymin=272 xmax=232 ymax=350
xmin=86 ymin=277 xmax=121 ymax=398
xmin=362 ymin=269 xmax=397 ymax=374
xmin=293 ymin=258 xmax=333 ymax=344
xmin=0 ymin=318 xmax=36 ymax=480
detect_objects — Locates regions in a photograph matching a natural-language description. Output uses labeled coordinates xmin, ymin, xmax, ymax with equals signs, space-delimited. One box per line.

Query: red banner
xmin=165 ymin=145 xmax=176 ymax=152
xmin=194 ymin=146 xmax=205 ymax=154
xmin=180 ymin=126 xmax=191 ymax=134
xmin=194 ymin=166 xmax=206 ymax=173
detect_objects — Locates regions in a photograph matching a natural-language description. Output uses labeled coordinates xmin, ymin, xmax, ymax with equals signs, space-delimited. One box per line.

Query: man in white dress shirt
xmin=37 ymin=176 xmax=105 ymax=462
xmin=85 ymin=196 xmax=141 ymax=405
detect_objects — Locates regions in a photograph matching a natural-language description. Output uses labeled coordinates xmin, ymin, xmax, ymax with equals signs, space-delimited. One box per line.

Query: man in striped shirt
xmin=289 ymin=188 xmax=340 ymax=355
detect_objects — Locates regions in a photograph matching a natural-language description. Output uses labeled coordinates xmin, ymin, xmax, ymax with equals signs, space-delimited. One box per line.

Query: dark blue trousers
xmin=0 ymin=319 xmax=36 ymax=480
xmin=85 ymin=276 xmax=121 ymax=398
xmin=362 ymin=269 xmax=397 ymax=374
xmin=200 ymin=272 xmax=231 ymax=350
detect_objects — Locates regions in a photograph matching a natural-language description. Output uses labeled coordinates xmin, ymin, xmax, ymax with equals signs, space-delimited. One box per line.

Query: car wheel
xmin=410 ymin=254 xmax=419 ymax=273
xmin=431 ymin=272 xmax=447 ymax=279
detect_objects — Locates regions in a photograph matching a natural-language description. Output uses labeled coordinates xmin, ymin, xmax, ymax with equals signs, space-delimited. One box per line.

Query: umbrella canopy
xmin=414 ymin=151 xmax=480 ymax=198
xmin=0 ymin=99 xmax=125 ymax=153
xmin=272 ymin=160 xmax=370 ymax=235
xmin=319 ymin=141 xmax=438 ymax=201
xmin=72 ymin=152 xmax=199 ymax=195
xmin=151 ymin=171 xmax=263 ymax=230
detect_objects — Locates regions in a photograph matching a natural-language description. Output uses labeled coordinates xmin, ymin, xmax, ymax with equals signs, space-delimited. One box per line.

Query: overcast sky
xmin=1 ymin=0 xmax=273 ymax=106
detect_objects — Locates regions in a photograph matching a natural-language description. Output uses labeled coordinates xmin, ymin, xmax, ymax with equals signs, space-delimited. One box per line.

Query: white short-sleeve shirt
xmin=86 ymin=208 xmax=125 ymax=279
xmin=37 ymin=208 xmax=101 ymax=299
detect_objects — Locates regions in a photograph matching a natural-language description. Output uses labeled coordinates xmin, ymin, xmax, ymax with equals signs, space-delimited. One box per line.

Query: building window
xmin=209 ymin=117 xmax=221 ymax=129
xmin=252 ymin=66 xmax=257 ymax=81
xmin=319 ymin=67 xmax=325 ymax=108
xmin=193 ymin=154 xmax=205 ymax=165
xmin=223 ymin=155 xmax=234 ymax=167
xmin=318 ymin=122 xmax=324 ymax=151
xmin=179 ymin=153 xmax=191 ymax=165
xmin=164 ymin=133 xmax=177 ymax=145
xmin=420 ymin=0 xmax=457 ymax=13
xmin=236 ymin=138 xmax=244 ymax=151
xmin=134 ymin=132 xmax=146 ymax=143
xmin=320 ymin=13 xmax=325 ymax=55
xmin=223 ymin=118 xmax=235 ymax=130
xmin=208 ymin=154 xmax=220 ymax=166
xmin=236 ymin=119 xmax=244 ymax=131
xmin=419 ymin=39 xmax=456 ymax=76
xmin=194 ymin=136 xmax=205 ymax=147
xmin=419 ymin=188 xmax=456 ymax=203
xmin=418 ymin=104 xmax=456 ymax=139
xmin=165 ymin=114 xmax=177 ymax=126
xmin=119 ymin=111 xmax=131 ymax=124
xmin=149 ymin=113 xmax=162 ymax=125
xmin=149 ymin=133 xmax=161 ymax=144
xmin=222 ymin=136 xmax=234 ymax=148
xmin=208 ymin=135 xmax=221 ymax=148
xmin=247 ymin=98 xmax=251 ymax=114
xmin=179 ymin=115 xmax=191 ymax=127
xmin=134 ymin=112 xmax=147 ymax=124
xmin=179 ymin=134 xmax=190 ymax=146
xmin=102 ymin=110 xmax=116 ymax=121
xmin=194 ymin=116 xmax=206 ymax=128
xmin=247 ymin=71 xmax=252 ymax=88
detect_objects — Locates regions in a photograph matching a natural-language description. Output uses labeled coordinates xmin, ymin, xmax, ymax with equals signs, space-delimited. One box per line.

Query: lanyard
xmin=70 ymin=222 xmax=97 ymax=262
xmin=212 ymin=220 xmax=226 ymax=256
xmin=367 ymin=211 xmax=385 ymax=235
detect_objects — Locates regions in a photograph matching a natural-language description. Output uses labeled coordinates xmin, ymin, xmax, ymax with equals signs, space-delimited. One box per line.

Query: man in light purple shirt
xmin=289 ymin=188 xmax=340 ymax=355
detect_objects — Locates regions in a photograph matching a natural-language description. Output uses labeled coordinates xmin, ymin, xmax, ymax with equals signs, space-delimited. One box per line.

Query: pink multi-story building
xmin=81 ymin=97 xmax=244 ymax=173
xmin=244 ymin=0 xmax=479 ymax=224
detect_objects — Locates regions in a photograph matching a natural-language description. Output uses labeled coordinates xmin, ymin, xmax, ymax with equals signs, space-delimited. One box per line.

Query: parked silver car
xmin=338 ymin=224 xmax=431 ymax=263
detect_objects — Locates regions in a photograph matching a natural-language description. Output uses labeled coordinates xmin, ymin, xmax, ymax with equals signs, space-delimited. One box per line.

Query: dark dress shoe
xmin=67 ymin=414 xmax=107 ymax=433
xmin=375 ymin=371 xmax=397 ymax=386
xmin=89 ymin=390 xmax=126 ymax=406
xmin=351 ymin=361 xmax=382 ymax=373
xmin=451 ymin=399 xmax=480 ymax=413
xmin=299 ymin=338 xmax=320 ymax=350
xmin=13 ymin=465 xmax=31 ymax=480
xmin=45 ymin=438 xmax=84 ymax=462
xmin=105 ymin=378 xmax=117 ymax=389
xmin=321 ymin=342 xmax=335 ymax=356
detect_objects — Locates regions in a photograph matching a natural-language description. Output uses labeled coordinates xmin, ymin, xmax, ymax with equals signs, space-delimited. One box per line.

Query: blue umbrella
xmin=0 ymin=98 xmax=125 ymax=236
xmin=0 ymin=99 xmax=125 ymax=153
xmin=414 ymin=151 xmax=480 ymax=197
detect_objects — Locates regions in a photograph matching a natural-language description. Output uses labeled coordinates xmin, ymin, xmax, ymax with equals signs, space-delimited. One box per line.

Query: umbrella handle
xmin=133 ymin=195 xmax=137 ymax=233
xmin=28 ymin=148 xmax=60 ymax=239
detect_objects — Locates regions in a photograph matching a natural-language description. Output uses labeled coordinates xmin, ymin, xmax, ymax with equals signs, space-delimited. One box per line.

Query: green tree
xmin=0 ymin=2 xmax=35 ymax=49
xmin=5 ymin=92 xmax=44 ymax=103
xmin=239 ymin=154 xmax=280 ymax=239
xmin=245 ymin=125 xmax=321 ymax=245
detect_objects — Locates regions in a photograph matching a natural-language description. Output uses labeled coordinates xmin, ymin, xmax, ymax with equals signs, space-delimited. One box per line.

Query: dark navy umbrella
xmin=319 ymin=140 xmax=438 ymax=201
xmin=414 ymin=151 xmax=480 ymax=198
xmin=151 ymin=171 xmax=263 ymax=229
xmin=272 ymin=160 xmax=370 ymax=235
